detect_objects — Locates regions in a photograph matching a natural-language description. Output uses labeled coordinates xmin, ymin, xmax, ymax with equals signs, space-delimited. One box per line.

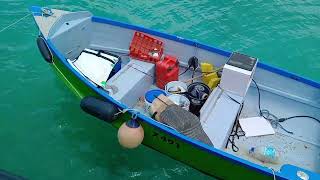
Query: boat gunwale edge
xmin=91 ymin=16 xmax=320 ymax=89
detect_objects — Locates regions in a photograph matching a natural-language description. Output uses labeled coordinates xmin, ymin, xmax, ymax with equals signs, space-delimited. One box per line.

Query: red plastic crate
xmin=129 ymin=31 xmax=164 ymax=63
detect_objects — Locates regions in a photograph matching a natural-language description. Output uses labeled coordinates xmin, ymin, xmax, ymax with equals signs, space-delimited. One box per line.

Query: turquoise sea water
xmin=0 ymin=1 xmax=319 ymax=179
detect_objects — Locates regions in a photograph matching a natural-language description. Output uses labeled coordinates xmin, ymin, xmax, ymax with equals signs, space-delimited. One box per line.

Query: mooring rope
xmin=115 ymin=107 xmax=178 ymax=131
xmin=0 ymin=7 xmax=54 ymax=34
xmin=269 ymin=167 xmax=276 ymax=180
xmin=115 ymin=108 xmax=140 ymax=119
xmin=0 ymin=13 xmax=32 ymax=33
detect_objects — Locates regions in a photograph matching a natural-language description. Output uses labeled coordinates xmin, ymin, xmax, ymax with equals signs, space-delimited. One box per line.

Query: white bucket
xmin=165 ymin=81 xmax=188 ymax=94
xmin=168 ymin=94 xmax=190 ymax=111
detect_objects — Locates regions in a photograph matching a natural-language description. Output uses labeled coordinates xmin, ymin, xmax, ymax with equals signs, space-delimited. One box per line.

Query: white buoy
xmin=117 ymin=119 xmax=144 ymax=149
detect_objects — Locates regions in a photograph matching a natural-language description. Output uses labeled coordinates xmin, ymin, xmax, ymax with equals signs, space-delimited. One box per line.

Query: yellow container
xmin=207 ymin=77 xmax=220 ymax=89
xmin=201 ymin=62 xmax=219 ymax=89
xmin=201 ymin=62 xmax=214 ymax=74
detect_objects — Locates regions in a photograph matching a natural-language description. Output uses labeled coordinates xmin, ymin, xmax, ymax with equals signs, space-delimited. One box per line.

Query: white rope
xmin=115 ymin=108 xmax=177 ymax=131
xmin=0 ymin=13 xmax=32 ymax=33
xmin=268 ymin=167 xmax=276 ymax=180
xmin=115 ymin=108 xmax=138 ymax=117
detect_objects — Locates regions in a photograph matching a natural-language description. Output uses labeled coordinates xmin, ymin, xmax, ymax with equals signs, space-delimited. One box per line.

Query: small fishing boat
xmin=30 ymin=6 xmax=320 ymax=179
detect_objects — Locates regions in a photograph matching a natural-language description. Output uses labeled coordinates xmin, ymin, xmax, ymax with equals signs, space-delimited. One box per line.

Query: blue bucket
xmin=144 ymin=89 xmax=167 ymax=114
xmin=145 ymin=89 xmax=167 ymax=104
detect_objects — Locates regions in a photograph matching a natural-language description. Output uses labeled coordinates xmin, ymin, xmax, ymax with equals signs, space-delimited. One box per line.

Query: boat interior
xmin=38 ymin=10 xmax=320 ymax=174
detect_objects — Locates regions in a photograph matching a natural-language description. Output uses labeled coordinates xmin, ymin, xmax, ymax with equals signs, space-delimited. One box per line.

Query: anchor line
xmin=0 ymin=13 xmax=32 ymax=33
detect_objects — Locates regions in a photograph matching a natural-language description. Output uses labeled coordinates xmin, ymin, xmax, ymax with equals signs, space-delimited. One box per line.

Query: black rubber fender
xmin=80 ymin=96 xmax=119 ymax=123
xmin=36 ymin=36 xmax=52 ymax=63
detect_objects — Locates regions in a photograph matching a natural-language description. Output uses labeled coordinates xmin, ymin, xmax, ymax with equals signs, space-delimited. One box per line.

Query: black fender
xmin=36 ymin=36 xmax=53 ymax=63
xmin=80 ymin=96 xmax=119 ymax=123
